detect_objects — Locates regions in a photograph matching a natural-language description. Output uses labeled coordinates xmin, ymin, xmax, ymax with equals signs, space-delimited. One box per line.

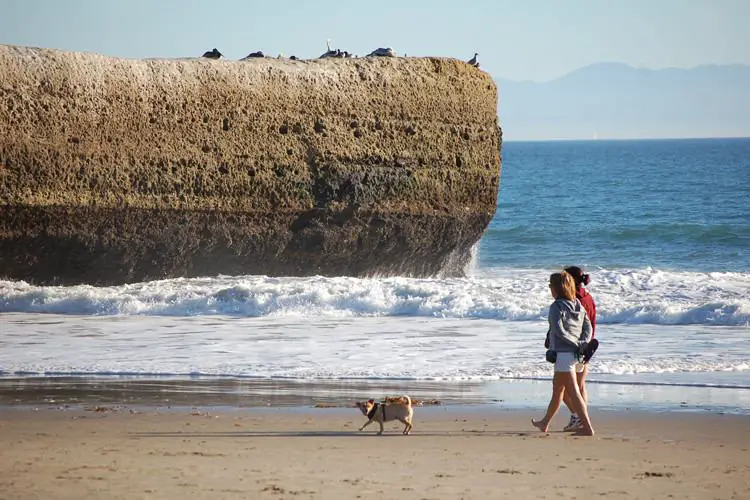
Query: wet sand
xmin=1 ymin=406 xmax=748 ymax=499
xmin=2 ymin=376 xmax=748 ymax=415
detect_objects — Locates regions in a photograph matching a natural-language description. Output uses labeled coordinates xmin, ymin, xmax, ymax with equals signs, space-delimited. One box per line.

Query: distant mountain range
xmin=495 ymin=63 xmax=750 ymax=140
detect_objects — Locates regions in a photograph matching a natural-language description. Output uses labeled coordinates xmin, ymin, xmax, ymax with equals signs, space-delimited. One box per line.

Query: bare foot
xmin=531 ymin=418 xmax=549 ymax=433
xmin=572 ymin=428 xmax=595 ymax=437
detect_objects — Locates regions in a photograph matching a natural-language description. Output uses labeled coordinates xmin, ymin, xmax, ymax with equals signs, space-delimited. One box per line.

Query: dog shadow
xmin=131 ymin=430 xmax=538 ymax=439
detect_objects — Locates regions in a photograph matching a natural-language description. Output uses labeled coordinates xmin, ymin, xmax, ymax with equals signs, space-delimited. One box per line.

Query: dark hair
xmin=550 ymin=272 xmax=577 ymax=301
xmin=564 ymin=266 xmax=590 ymax=287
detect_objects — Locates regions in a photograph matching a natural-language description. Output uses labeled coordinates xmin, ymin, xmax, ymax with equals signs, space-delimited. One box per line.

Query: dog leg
xmin=359 ymin=419 xmax=374 ymax=432
xmin=398 ymin=418 xmax=409 ymax=435
xmin=404 ymin=417 xmax=413 ymax=435
xmin=377 ymin=421 xmax=384 ymax=435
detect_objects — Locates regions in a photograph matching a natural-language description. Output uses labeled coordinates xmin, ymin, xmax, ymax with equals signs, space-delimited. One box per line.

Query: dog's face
xmin=355 ymin=399 xmax=376 ymax=417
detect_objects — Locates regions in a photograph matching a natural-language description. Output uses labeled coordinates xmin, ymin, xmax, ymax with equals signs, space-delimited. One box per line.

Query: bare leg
xmin=562 ymin=388 xmax=575 ymax=414
xmin=562 ymin=364 xmax=588 ymax=430
xmin=577 ymin=364 xmax=588 ymax=405
xmin=532 ymin=371 xmax=570 ymax=432
xmin=563 ymin=373 xmax=595 ymax=436
xmin=564 ymin=363 xmax=588 ymax=409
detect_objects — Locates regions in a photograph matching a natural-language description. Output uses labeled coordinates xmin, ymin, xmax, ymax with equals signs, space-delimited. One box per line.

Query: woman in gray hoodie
xmin=532 ymin=271 xmax=595 ymax=436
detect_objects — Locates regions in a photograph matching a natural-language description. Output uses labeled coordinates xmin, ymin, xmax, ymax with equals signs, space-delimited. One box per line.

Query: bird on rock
xmin=241 ymin=51 xmax=265 ymax=59
xmin=320 ymin=49 xmax=343 ymax=58
xmin=320 ymin=39 xmax=337 ymax=58
xmin=320 ymin=39 xmax=352 ymax=58
xmin=202 ymin=48 xmax=223 ymax=59
xmin=468 ymin=52 xmax=479 ymax=68
xmin=367 ymin=47 xmax=395 ymax=57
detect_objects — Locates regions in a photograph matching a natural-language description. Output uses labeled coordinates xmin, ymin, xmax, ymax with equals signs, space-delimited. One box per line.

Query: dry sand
xmin=1 ymin=407 xmax=748 ymax=499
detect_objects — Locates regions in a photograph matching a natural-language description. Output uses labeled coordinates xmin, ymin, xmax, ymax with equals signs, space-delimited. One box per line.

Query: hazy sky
xmin=2 ymin=0 xmax=749 ymax=82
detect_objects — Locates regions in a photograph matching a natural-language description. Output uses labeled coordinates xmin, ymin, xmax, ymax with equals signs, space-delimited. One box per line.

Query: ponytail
xmin=564 ymin=266 xmax=590 ymax=288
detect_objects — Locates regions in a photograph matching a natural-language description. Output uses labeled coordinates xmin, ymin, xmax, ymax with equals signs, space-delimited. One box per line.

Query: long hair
xmin=550 ymin=271 xmax=577 ymax=301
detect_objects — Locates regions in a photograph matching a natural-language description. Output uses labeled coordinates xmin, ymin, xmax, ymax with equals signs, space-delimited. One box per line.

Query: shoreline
xmin=2 ymin=375 xmax=749 ymax=415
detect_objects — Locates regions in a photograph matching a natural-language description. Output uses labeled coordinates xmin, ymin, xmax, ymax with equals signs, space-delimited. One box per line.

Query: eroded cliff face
xmin=0 ymin=45 xmax=501 ymax=285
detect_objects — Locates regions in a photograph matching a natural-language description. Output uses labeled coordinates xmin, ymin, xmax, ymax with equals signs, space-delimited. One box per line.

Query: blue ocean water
xmin=483 ymin=138 xmax=750 ymax=272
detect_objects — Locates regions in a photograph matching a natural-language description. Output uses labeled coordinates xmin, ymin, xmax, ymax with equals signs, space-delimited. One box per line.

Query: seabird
xmin=468 ymin=52 xmax=479 ymax=68
xmin=202 ymin=48 xmax=223 ymax=59
xmin=367 ymin=47 xmax=395 ymax=57
xmin=320 ymin=38 xmax=335 ymax=58
xmin=241 ymin=51 xmax=265 ymax=60
xmin=319 ymin=40 xmax=353 ymax=58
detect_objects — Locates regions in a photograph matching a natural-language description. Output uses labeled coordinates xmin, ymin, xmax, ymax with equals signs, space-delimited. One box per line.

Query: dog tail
xmin=402 ymin=395 xmax=411 ymax=408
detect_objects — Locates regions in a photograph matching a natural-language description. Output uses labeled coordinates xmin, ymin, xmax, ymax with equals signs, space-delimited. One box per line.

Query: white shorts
xmin=554 ymin=351 xmax=583 ymax=373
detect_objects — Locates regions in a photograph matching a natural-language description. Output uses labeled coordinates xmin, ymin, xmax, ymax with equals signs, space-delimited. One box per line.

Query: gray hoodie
xmin=548 ymin=298 xmax=593 ymax=353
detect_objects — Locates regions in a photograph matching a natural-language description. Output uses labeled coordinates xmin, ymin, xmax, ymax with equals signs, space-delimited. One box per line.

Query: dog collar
xmin=367 ymin=403 xmax=379 ymax=419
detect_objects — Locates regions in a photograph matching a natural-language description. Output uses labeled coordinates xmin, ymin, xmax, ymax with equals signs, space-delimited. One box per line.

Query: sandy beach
xmin=1 ymin=406 xmax=748 ymax=499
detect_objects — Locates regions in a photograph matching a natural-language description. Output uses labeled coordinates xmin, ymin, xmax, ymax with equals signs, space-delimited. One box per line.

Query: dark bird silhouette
xmin=202 ymin=48 xmax=223 ymax=59
xmin=320 ymin=49 xmax=343 ymax=58
xmin=320 ymin=39 xmax=337 ymax=58
xmin=320 ymin=39 xmax=354 ymax=59
xmin=241 ymin=51 xmax=265 ymax=60
xmin=468 ymin=52 xmax=479 ymax=68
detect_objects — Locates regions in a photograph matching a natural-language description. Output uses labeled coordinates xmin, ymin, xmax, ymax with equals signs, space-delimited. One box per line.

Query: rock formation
xmin=0 ymin=45 xmax=501 ymax=285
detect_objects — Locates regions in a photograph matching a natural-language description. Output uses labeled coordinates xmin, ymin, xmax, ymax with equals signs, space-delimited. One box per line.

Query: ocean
xmin=1 ymin=138 xmax=749 ymax=412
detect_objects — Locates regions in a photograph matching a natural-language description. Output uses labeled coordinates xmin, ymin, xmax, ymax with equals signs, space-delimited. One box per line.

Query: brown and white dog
xmin=356 ymin=395 xmax=413 ymax=435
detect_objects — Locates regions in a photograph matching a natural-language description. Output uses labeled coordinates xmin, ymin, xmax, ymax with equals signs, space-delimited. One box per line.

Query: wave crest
xmin=1 ymin=268 xmax=749 ymax=326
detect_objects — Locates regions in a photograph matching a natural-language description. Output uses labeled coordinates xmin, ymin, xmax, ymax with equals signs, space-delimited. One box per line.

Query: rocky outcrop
xmin=0 ymin=45 xmax=501 ymax=285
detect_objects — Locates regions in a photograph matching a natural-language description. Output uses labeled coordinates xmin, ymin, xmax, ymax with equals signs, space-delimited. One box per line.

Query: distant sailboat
xmin=593 ymin=132 xmax=599 ymax=140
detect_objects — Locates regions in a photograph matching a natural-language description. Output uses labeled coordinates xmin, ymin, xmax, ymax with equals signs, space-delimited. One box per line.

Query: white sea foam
xmin=0 ymin=315 xmax=748 ymax=387
xmin=1 ymin=267 xmax=748 ymax=326
xmin=1 ymin=267 xmax=748 ymax=389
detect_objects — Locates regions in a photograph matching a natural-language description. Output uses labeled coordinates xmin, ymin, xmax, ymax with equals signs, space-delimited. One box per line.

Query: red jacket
xmin=576 ymin=287 xmax=597 ymax=337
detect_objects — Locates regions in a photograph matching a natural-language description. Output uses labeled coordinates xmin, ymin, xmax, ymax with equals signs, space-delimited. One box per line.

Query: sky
xmin=2 ymin=0 xmax=750 ymax=82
